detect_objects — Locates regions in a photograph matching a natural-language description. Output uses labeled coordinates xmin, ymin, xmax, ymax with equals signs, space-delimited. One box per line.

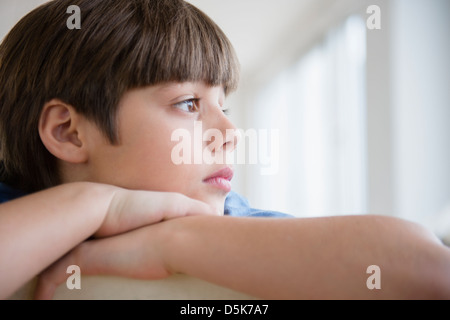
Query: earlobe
xmin=39 ymin=99 xmax=88 ymax=163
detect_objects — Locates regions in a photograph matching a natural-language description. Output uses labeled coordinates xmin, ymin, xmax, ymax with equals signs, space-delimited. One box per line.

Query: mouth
xmin=203 ymin=166 xmax=234 ymax=192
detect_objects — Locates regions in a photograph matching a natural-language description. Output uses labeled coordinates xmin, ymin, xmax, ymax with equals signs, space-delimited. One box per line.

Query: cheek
xmin=125 ymin=125 xmax=201 ymax=192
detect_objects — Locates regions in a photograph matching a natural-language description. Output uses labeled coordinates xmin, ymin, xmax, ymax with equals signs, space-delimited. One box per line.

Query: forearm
xmin=0 ymin=182 xmax=116 ymax=298
xmin=33 ymin=212 xmax=450 ymax=300
xmin=164 ymin=215 xmax=450 ymax=299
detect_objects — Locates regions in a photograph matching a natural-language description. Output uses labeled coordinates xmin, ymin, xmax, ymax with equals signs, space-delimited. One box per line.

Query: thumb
xmin=34 ymin=251 xmax=77 ymax=300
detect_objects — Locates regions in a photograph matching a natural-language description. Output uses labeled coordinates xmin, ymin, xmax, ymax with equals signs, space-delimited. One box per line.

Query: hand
xmin=0 ymin=182 xmax=215 ymax=299
xmin=96 ymin=188 xmax=215 ymax=237
xmin=34 ymin=221 xmax=172 ymax=300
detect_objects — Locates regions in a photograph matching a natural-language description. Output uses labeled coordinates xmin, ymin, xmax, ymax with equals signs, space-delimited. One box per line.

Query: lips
xmin=203 ymin=167 xmax=234 ymax=192
xmin=204 ymin=167 xmax=234 ymax=181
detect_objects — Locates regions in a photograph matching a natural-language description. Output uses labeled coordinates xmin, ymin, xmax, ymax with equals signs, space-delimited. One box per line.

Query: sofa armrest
xmin=9 ymin=275 xmax=257 ymax=300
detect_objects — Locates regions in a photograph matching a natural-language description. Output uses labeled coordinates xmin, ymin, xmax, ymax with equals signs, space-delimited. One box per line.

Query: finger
xmin=85 ymin=227 xmax=170 ymax=279
xmin=159 ymin=193 xmax=217 ymax=220
xmin=37 ymin=228 xmax=170 ymax=300
xmin=99 ymin=191 xmax=216 ymax=237
xmin=34 ymin=250 xmax=79 ymax=300
xmin=34 ymin=275 xmax=58 ymax=300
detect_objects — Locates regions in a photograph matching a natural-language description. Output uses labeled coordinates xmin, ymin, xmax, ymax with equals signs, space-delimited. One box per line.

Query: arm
xmin=35 ymin=214 xmax=450 ymax=299
xmin=0 ymin=182 xmax=214 ymax=299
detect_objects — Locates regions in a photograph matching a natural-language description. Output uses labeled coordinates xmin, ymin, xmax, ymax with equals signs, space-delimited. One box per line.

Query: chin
xmin=212 ymin=203 xmax=225 ymax=216
xmin=197 ymin=192 xmax=227 ymax=216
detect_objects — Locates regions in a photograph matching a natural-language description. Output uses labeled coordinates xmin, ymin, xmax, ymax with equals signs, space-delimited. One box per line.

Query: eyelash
xmin=174 ymin=99 xmax=200 ymax=113
xmin=174 ymin=99 xmax=230 ymax=115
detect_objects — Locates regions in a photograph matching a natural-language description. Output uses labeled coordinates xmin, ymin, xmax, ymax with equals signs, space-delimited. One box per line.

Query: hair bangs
xmin=127 ymin=1 xmax=240 ymax=95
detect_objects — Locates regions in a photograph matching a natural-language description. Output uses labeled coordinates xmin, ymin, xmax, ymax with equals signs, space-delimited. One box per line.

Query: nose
xmin=204 ymin=107 xmax=240 ymax=155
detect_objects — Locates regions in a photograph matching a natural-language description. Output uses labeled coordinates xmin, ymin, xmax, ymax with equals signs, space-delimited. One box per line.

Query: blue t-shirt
xmin=0 ymin=183 xmax=25 ymax=204
xmin=0 ymin=183 xmax=293 ymax=218
xmin=224 ymin=191 xmax=293 ymax=218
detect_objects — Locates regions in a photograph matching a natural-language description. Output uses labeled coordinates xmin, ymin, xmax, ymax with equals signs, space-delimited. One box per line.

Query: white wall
xmin=365 ymin=0 xmax=395 ymax=217
xmin=0 ymin=0 xmax=48 ymax=41
xmin=389 ymin=0 xmax=450 ymax=229
xmin=228 ymin=0 xmax=450 ymax=235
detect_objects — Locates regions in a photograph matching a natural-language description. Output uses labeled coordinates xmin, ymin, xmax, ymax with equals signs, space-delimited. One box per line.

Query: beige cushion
xmin=8 ymin=275 xmax=257 ymax=300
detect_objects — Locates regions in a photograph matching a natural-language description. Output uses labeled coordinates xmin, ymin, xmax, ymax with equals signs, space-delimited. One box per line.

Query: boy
xmin=1 ymin=0 xmax=450 ymax=300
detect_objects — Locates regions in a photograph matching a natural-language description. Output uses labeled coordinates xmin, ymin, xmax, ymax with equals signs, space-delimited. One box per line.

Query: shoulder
xmin=0 ymin=183 xmax=26 ymax=204
xmin=224 ymin=191 xmax=294 ymax=218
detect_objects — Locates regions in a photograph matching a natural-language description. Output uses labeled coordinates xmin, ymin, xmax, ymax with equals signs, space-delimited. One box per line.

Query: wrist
xmin=160 ymin=216 xmax=198 ymax=276
xmin=59 ymin=181 xmax=121 ymax=237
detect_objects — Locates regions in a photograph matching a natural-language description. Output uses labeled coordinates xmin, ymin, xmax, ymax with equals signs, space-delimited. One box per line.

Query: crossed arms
xmin=1 ymin=182 xmax=450 ymax=299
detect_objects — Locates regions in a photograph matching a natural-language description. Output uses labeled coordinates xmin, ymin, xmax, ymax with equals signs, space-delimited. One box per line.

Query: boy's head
xmin=0 ymin=0 xmax=240 ymax=211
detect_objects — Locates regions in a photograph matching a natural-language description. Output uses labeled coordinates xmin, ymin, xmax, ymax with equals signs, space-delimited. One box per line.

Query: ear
xmin=39 ymin=99 xmax=88 ymax=163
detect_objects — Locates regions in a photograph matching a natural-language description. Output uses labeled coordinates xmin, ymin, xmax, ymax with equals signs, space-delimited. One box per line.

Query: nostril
xmin=225 ymin=129 xmax=240 ymax=151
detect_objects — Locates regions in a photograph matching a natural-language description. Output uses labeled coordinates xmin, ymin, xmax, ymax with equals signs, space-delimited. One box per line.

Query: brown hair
xmin=0 ymin=0 xmax=240 ymax=192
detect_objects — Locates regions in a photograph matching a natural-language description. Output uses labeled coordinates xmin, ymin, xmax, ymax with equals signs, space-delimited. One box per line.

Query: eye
xmin=173 ymin=99 xmax=200 ymax=113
